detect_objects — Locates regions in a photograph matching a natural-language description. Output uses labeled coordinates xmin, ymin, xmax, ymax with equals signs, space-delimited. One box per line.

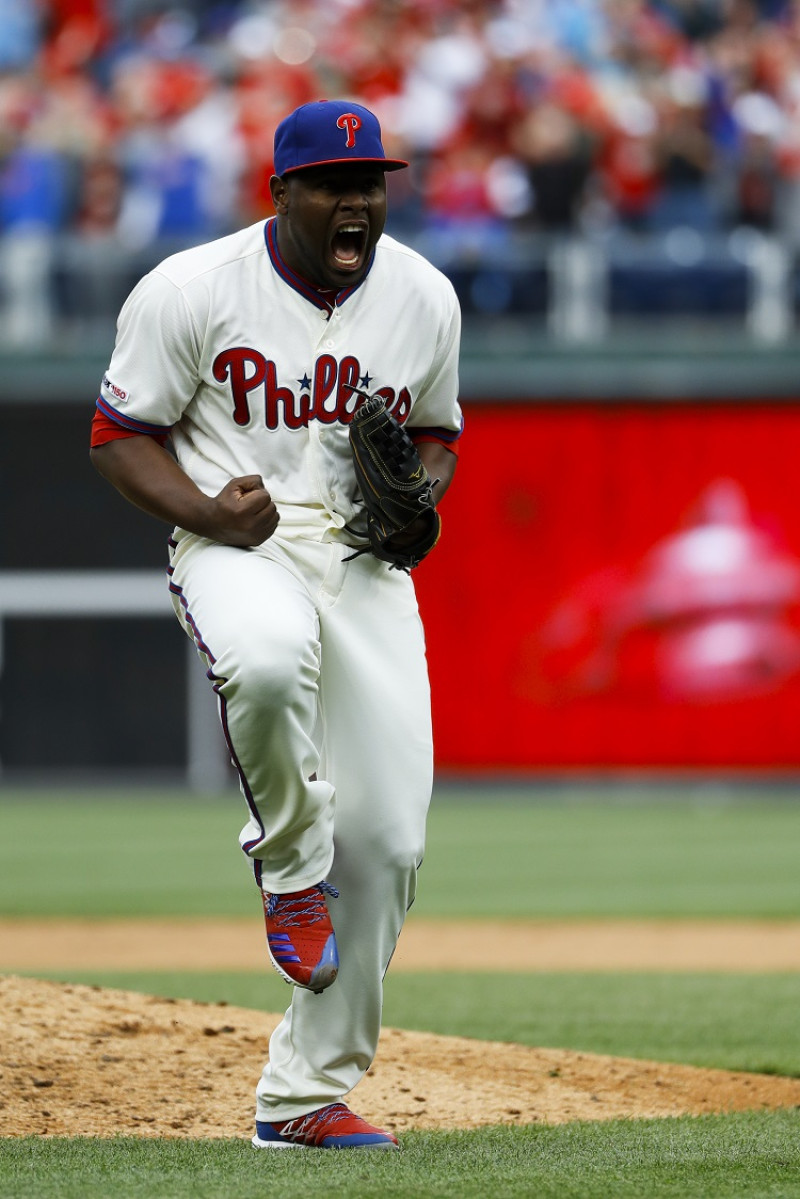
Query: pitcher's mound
xmin=3 ymin=975 xmax=800 ymax=1139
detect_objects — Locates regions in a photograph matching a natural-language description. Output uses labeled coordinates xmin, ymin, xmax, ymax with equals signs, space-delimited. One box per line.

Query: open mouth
xmin=331 ymin=223 xmax=368 ymax=270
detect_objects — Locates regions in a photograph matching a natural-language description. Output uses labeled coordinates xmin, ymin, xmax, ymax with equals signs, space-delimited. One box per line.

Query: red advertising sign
xmin=416 ymin=401 xmax=800 ymax=771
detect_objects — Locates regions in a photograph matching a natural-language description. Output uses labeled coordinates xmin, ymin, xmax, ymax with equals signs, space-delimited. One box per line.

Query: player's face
xmin=271 ymin=165 xmax=388 ymax=290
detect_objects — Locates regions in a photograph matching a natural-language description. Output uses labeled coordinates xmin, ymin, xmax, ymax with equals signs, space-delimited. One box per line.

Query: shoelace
xmin=278 ymin=1103 xmax=352 ymax=1142
xmin=265 ymin=881 xmax=339 ymax=925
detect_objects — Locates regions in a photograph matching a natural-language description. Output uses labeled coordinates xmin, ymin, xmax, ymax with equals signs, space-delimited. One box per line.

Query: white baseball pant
xmin=167 ymin=529 xmax=433 ymax=1120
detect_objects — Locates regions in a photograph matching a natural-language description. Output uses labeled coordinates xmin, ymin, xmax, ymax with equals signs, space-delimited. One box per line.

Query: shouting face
xmin=270 ymin=164 xmax=388 ymax=291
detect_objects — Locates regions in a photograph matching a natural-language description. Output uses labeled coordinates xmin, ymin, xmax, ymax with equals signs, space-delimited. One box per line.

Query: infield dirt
xmin=1 ymin=916 xmax=799 ymax=972
xmin=2 ymin=918 xmax=800 ymax=1138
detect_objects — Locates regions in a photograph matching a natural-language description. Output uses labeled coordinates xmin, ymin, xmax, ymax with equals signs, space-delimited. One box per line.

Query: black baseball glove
xmin=348 ymin=393 xmax=441 ymax=571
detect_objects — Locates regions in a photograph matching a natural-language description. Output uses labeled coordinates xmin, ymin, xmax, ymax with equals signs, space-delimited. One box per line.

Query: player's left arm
xmin=383 ymin=440 xmax=457 ymax=553
xmin=387 ymin=276 xmax=462 ymax=551
xmin=418 ymin=441 xmax=457 ymax=504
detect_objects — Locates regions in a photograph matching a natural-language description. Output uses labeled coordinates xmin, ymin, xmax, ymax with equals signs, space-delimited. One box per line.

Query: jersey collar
xmin=264 ymin=218 xmax=374 ymax=313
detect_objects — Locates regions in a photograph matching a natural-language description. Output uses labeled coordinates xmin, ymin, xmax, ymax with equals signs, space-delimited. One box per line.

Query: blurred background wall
xmin=2 ymin=0 xmax=800 ymax=784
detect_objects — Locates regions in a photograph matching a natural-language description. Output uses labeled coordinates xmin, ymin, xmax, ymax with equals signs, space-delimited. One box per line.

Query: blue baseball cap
xmin=274 ymin=99 xmax=408 ymax=176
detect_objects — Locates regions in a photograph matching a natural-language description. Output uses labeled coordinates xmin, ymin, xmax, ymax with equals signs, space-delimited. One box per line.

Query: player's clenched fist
xmin=210 ymin=475 xmax=280 ymax=546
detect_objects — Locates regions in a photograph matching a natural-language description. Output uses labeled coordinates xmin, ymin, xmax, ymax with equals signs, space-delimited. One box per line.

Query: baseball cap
xmin=274 ymin=99 xmax=408 ymax=176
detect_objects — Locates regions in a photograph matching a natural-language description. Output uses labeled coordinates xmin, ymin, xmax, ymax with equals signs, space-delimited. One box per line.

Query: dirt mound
xmin=3 ymin=975 xmax=800 ymax=1139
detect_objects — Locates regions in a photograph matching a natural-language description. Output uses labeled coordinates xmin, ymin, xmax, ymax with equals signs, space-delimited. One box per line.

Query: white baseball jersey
xmin=97 ymin=218 xmax=463 ymax=541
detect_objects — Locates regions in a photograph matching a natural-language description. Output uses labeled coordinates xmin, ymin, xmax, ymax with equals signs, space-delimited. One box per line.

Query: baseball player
xmin=90 ymin=99 xmax=463 ymax=1150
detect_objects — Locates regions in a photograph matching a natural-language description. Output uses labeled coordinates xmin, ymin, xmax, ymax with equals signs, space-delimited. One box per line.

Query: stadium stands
xmin=0 ymin=0 xmax=799 ymax=342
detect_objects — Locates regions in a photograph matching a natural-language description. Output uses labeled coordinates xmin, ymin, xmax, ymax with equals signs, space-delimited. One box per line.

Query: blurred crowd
xmin=1 ymin=0 xmax=800 ymax=252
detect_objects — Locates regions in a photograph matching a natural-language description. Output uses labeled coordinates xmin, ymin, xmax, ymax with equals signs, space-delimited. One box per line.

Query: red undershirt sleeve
xmin=90 ymin=403 xmax=171 ymax=449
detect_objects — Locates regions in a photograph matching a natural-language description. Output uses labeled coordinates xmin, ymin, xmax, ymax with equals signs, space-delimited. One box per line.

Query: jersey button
xmin=325 ymin=339 xmax=334 ymax=348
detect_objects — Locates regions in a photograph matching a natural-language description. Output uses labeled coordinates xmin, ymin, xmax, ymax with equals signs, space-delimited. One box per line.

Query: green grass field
xmin=2 ymin=783 xmax=799 ymax=917
xmin=5 ymin=1114 xmax=800 ymax=1199
xmin=2 ymin=784 xmax=800 ymax=1198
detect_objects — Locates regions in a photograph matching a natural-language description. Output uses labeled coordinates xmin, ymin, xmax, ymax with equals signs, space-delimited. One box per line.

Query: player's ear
xmin=270 ymin=175 xmax=289 ymax=215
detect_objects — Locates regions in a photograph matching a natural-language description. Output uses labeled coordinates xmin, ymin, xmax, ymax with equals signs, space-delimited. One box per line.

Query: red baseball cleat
xmin=262 ymin=881 xmax=339 ymax=993
xmin=252 ymin=1102 xmax=399 ymax=1150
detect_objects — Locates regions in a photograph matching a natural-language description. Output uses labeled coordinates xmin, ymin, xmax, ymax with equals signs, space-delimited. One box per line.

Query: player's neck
xmin=271 ymin=220 xmax=339 ymax=310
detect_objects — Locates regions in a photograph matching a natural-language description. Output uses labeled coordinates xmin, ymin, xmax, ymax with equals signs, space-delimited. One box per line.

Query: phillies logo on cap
xmin=336 ymin=112 xmax=362 ymax=149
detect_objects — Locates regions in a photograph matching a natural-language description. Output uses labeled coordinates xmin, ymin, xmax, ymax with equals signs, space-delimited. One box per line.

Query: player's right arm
xmin=90 ymin=435 xmax=280 ymax=547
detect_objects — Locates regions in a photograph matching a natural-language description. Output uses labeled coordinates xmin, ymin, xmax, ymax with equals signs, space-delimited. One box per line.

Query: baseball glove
xmin=348 ymin=393 xmax=441 ymax=571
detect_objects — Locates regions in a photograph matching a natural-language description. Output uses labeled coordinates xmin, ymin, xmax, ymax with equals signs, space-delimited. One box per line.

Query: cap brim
xmin=281 ymin=156 xmax=408 ymax=175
